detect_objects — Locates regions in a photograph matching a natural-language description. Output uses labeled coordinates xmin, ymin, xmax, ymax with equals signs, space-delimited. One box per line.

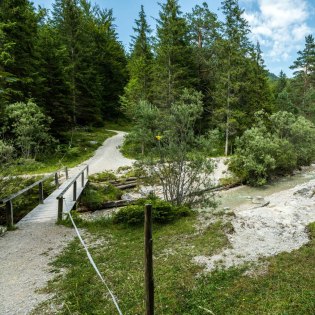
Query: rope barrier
xmin=65 ymin=199 xmax=123 ymax=315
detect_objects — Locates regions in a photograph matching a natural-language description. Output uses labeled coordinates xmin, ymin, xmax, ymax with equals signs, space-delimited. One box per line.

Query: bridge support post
xmin=81 ymin=172 xmax=84 ymax=187
xmin=65 ymin=167 xmax=69 ymax=180
xmin=57 ymin=197 xmax=63 ymax=221
xmin=73 ymin=181 xmax=77 ymax=201
xmin=6 ymin=200 xmax=13 ymax=228
xmin=55 ymin=173 xmax=59 ymax=187
xmin=39 ymin=182 xmax=44 ymax=204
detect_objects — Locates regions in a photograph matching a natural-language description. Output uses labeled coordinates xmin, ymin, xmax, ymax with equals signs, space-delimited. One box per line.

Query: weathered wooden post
xmin=38 ymin=182 xmax=44 ymax=204
xmin=57 ymin=197 xmax=63 ymax=221
xmin=65 ymin=167 xmax=69 ymax=180
xmin=73 ymin=180 xmax=77 ymax=201
xmin=86 ymin=165 xmax=89 ymax=177
xmin=144 ymin=204 xmax=154 ymax=315
xmin=55 ymin=173 xmax=59 ymax=187
xmin=81 ymin=171 xmax=85 ymax=187
xmin=6 ymin=200 xmax=13 ymax=228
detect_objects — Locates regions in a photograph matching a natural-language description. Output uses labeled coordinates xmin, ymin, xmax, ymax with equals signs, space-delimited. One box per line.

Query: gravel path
xmin=0 ymin=131 xmax=134 ymax=315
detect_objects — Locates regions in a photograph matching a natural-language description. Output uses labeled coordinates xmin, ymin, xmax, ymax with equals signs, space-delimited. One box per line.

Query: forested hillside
xmin=1 ymin=0 xmax=315 ymax=182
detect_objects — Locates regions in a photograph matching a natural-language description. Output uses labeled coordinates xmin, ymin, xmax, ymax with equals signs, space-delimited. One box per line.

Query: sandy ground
xmin=195 ymin=179 xmax=315 ymax=272
xmin=0 ymin=131 xmax=134 ymax=315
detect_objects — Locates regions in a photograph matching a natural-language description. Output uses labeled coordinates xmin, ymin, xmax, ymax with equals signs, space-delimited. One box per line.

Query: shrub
xmin=230 ymin=111 xmax=315 ymax=186
xmin=112 ymin=198 xmax=192 ymax=226
xmin=0 ymin=140 xmax=14 ymax=163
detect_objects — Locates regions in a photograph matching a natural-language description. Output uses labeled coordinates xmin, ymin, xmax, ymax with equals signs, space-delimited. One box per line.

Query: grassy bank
xmin=3 ymin=126 xmax=116 ymax=175
xmin=32 ymin=214 xmax=315 ymax=314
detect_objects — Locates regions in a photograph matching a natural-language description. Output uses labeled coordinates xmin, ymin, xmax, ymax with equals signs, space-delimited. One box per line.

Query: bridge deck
xmin=18 ymin=170 xmax=88 ymax=226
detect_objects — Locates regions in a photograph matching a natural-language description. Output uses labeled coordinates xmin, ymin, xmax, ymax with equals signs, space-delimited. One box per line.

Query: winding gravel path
xmin=0 ymin=131 xmax=134 ymax=315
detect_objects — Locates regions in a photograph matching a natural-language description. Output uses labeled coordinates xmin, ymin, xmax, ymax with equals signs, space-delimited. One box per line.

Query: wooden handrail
xmin=0 ymin=167 xmax=68 ymax=227
xmin=57 ymin=164 xmax=89 ymax=221
xmin=56 ymin=165 xmax=88 ymax=199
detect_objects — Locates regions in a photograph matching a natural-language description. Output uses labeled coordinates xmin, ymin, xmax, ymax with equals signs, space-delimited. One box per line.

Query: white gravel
xmin=194 ymin=179 xmax=315 ymax=272
xmin=0 ymin=131 xmax=134 ymax=315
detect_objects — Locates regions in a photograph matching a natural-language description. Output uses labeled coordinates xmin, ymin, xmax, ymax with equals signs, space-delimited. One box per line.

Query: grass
xmin=32 ymin=215 xmax=229 ymax=314
xmin=32 ymin=217 xmax=315 ymax=314
xmin=3 ymin=126 xmax=116 ymax=175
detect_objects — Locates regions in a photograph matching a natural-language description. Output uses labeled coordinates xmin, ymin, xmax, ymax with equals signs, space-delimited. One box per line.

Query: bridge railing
xmin=56 ymin=164 xmax=89 ymax=221
xmin=0 ymin=167 xmax=69 ymax=227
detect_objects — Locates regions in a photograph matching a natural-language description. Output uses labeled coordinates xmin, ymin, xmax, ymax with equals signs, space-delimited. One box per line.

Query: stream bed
xmin=216 ymin=164 xmax=315 ymax=211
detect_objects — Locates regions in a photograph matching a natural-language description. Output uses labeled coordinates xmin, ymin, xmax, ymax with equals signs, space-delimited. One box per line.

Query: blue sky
xmin=32 ymin=0 xmax=315 ymax=77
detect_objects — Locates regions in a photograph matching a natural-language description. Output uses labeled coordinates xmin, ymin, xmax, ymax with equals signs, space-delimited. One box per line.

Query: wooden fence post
xmin=6 ymin=200 xmax=13 ymax=228
xmin=81 ymin=172 xmax=84 ymax=187
xmin=55 ymin=173 xmax=59 ymax=187
xmin=57 ymin=197 xmax=63 ymax=221
xmin=65 ymin=167 xmax=69 ymax=180
xmin=38 ymin=182 xmax=44 ymax=204
xmin=73 ymin=180 xmax=77 ymax=201
xmin=144 ymin=204 xmax=154 ymax=315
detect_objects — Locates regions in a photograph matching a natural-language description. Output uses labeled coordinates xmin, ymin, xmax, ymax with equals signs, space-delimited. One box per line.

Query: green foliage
xmin=128 ymin=89 xmax=216 ymax=207
xmin=89 ymin=171 xmax=117 ymax=182
xmin=112 ymin=198 xmax=192 ymax=226
xmin=80 ymin=183 xmax=122 ymax=211
xmin=0 ymin=139 xmax=14 ymax=163
xmin=230 ymin=111 xmax=315 ymax=185
xmin=3 ymin=100 xmax=54 ymax=159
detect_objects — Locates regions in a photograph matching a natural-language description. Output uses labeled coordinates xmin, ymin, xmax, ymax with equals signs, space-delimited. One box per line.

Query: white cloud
xmin=244 ymin=0 xmax=313 ymax=63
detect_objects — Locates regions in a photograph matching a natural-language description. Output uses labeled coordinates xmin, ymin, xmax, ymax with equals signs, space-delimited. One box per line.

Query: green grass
xmin=32 ymin=218 xmax=315 ymax=314
xmin=4 ymin=127 xmax=116 ymax=175
xmin=32 ymin=215 xmax=229 ymax=314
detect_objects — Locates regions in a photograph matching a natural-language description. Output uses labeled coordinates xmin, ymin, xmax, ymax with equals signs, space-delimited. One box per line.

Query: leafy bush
xmin=230 ymin=111 xmax=315 ymax=186
xmin=113 ymin=198 xmax=192 ymax=226
xmin=0 ymin=140 xmax=14 ymax=163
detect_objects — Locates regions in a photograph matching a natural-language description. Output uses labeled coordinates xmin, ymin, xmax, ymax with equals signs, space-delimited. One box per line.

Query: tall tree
xmin=0 ymin=0 xmax=39 ymax=105
xmin=186 ymin=2 xmax=220 ymax=117
xmin=122 ymin=5 xmax=153 ymax=110
xmin=153 ymin=0 xmax=194 ymax=108
xmin=290 ymin=34 xmax=315 ymax=120
xmin=214 ymin=0 xmax=253 ymax=155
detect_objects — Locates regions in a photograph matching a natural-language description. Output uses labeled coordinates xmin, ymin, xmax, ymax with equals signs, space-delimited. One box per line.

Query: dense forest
xmin=1 ymin=0 xmax=315 ymax=184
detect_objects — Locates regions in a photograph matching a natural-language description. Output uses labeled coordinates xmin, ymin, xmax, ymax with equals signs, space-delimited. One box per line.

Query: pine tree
xmin=0 ymin=0 xmax=39 ymax=104
xmin=186 ymin=2 xmax=220 ymax=117
xmin=290 ymin=35 xmax=315 ymax=120
xmin=153 ymin=0 xmax=194 ymax=108
xmin=214 ymin=0 xmax=253 ymax=155
xmin=122 ymin=5 xmax=153 ymax=110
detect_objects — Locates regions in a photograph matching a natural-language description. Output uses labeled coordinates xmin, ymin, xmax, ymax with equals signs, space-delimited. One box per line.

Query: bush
xmin=0 ymin=140 xmax=14 ymax=163
xmin=80 ymin=184 xmax=123 ymax=211
xmin=230 ymin=111 xmax=315 ymax=186
xmin=112 ymin=198 xmax=192 ymax=226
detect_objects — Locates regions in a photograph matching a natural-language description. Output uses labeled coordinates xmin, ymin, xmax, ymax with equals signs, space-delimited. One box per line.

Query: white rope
xmin=67 ymin=207 xmax=123 ymax=315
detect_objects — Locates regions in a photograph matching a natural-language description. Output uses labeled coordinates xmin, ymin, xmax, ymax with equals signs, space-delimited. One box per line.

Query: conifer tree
xmin=122 ymin=5 xmax=153 ymax=110
xmin=0 ymin=0 xmax=39 ymax=104
xmin=153 ymin=0 xmax=194 ymax=108
xmin=214 ymin=0 xmax=253 ymax=155
xmin=290 ymin=34 xmax=315 ymax=120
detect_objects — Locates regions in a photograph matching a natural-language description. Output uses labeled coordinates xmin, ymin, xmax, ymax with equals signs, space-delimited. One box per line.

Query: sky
xmin=32 ymin=0 xmax=315 ymax=77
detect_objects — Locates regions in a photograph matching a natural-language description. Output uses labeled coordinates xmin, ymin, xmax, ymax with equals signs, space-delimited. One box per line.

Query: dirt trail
xmin=195 ymin=179 xmax=315 ymax=272
xmin=0 ymin=131 xmax=134 ymax=315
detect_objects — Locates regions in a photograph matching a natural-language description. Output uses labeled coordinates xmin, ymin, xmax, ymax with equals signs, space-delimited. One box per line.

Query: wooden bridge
xmin=0 ymin=165 xmax=89 ymax=227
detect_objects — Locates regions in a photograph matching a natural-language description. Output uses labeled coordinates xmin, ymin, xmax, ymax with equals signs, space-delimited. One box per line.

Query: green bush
xmin=80 ymin=184 xmax=122 ymax=211
xmin=230 ymin=111 xmax=315 ymax=186
xmin=89 ymin=171 xmax=117 ymax=182
xmin=113 ymin=198 xmax=192 ymax=226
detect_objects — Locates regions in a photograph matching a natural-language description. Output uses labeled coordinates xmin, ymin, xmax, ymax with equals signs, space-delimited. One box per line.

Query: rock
xmin=89 ymin=140 xmax=98 ymax=145
xmin=252 ymin=196 xmax=265 ymax=204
